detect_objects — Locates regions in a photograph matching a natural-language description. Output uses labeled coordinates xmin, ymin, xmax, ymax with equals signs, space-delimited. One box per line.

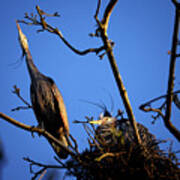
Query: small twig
xmin=140 ymin=107 xmax=165 ymax=120
xmin=95 ymin=151 xmax=125 ymax=162
xmin=101 ymin=0 xmax=118 ymax=30
xmin=151 ymin=101 xmax=166 ymax=124
xmin=69 ymin=134 xmax=79 ymax=154
xmin=73 ymin=120 xmax=90 ymax=124
xmin=23 ymin=157 xmax=65 ymax=180
xmin=94 ymin=0 xmax=101 ymax=20
xmin=38 ymin=169 xmax=47 ymax=180
xmin=83 ymin=124 xmax=103 ymax=151
xmin=11 ymin=106 xmax=32 ymax=112
xmin=12 ymin=85 xmax=32 ymax=111
xmin=139 ymin=90 xmax=180 ymax=110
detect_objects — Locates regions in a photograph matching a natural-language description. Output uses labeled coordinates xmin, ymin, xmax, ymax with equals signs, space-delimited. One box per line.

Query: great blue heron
xmin=16 ymin=21 xmax=69 ymax=159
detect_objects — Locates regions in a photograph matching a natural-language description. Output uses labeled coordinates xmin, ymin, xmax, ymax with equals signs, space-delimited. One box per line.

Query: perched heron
xmin=16 ymin=21 xmax=69 ymax=159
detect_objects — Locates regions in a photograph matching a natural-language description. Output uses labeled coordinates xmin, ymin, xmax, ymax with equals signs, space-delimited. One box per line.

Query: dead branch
xmin=0 ymin=112 xmax=76 ymax=157
xmin=12 ymin=85 xmax=32 ymax=111
xmin=101 ymin=0 xmax=118 ymax=30
xmin=18 ymin=6 xmax=106 ymax=57
xmin=23 ymin=157 xmax=65 ymax=180
xmin=69 ymin=134 xmax=79 ymax=154
xmin=140 ymin=106 xmax=165 ymax=120
xmin=164 ymin=2 xmax=180 ymax=141
xmin=83 ymin=124 xmax=103 ymax=151
xmin=93 ymin=0 xmax=142 ymax=145
xmin=139 ymin=90 xmax=180 ymax=109
xmin=139 ymin=1 xmax=180 ymax=142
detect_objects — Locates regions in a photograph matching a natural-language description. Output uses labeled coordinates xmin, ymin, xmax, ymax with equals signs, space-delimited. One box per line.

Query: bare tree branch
xmin=94 ymin=0 xmax=142 ymax=145
xmin=140 ymin=1 xmax=180 ymax=141
xmin=139 ymin=90 xmax=180 ymax=109
xmin=164 ymin=4 xmax=180 ymax=141
xmin=101 ymin=0 xmax=118 ymax=30
xmin=12 ymin=85 xmax=32 ymax=111
xmin=18 ymin=6 xmax=106 ymax=57
xmin=0 ymin=112 xmax=76 ymax=156
xmin=23 ymin=157 xmax=66 ymax=180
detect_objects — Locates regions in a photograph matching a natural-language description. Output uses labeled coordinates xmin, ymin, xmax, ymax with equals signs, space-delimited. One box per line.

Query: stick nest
xmin=65 ymin=118 xmax=180 ymax=180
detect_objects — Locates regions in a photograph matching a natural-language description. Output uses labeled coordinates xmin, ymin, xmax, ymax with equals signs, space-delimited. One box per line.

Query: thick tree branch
xmin=0 ymin=112 xmax=76 ymax=156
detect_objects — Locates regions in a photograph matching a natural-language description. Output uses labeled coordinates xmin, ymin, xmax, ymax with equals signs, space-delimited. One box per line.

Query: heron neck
xmin=25 ymin=50 xmax=41 ymax=80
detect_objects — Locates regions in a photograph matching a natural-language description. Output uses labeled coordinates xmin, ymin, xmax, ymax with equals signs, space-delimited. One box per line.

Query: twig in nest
xmin=83 ymin=124 xmax=103 ymax=151
xmin=95 ymin=152 xmax=125 ymax=162
xmin=12 ymin=85 xmax=32 ymax=111
xmin=69 ymin=134 xmax=79 ymax=154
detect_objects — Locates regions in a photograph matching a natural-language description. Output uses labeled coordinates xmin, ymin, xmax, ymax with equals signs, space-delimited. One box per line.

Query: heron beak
xmin=16 ymin=20 xmax=29 ymax=55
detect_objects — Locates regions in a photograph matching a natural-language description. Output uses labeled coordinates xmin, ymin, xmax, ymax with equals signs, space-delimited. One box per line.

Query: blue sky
xmin=0 ymin=0 xmax=180 ymax=179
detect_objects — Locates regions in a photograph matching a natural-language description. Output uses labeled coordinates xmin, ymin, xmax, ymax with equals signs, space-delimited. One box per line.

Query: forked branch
xmin=140 ymin=0 xmax=180 ymax=142
xmin=164 ymin=1 xmax=180 ymax=141
xmin=23 ymin=157 xmax=67 ymax=180
xmin=18 ymin=6 xmax=106 ymax=57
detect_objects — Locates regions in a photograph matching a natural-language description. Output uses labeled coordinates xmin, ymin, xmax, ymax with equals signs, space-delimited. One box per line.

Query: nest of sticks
xmin=65 ymin=117 xmax=180 ymax=180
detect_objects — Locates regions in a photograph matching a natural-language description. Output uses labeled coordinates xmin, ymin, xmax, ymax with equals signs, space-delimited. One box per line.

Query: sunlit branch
xmin=0 ymin=112 xmax=76 ymax=156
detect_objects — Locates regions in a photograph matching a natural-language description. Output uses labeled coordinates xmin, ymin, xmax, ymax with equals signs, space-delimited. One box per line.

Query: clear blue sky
xmin=0 ymin=0 xmax=180 ymax=179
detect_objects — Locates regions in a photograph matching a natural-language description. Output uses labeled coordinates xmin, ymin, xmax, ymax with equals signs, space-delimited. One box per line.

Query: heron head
xmin=16 ymin=21 xmax=29 ymax=55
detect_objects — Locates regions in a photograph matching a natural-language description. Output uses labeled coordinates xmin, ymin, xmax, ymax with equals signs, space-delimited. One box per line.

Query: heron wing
xmin=50 ymin=81 xmax=69 ymax=135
